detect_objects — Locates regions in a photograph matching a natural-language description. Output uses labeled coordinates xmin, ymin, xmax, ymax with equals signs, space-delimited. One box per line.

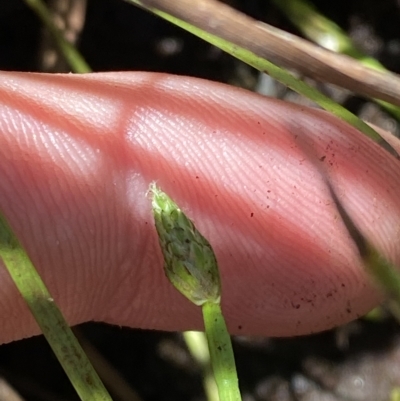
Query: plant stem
xmin=183 ymin=331 xmax=218 ymax=401
xmin=271 ymin=0 xmax=400 ymax=120
xmin=128 ymin=0 xmax=399 ymax=159
xmin=0 ymin=214 xmax=112 ymax=401
xmin=24 ymin=0 xmax=91 ymax=73
xmin=202 ymin=302 xmax=241 ymax=401
xmin=151 ymin=184 xmax=242 ymax=401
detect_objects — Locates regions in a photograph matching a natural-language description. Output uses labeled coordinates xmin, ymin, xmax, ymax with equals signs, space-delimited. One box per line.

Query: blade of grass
xmin=0 ymin=213 xmax=112 ymax=401
xmin=183 ymin=331 xmax=219 ymax=401
xmin=327 ymin=183 xmax=400 ymax=400
xmin=150 ymin=183 xmax=242 ymax=401
xmin=326 ymin=182 xmax=400 ymax=311
xmin=271 ymin=0 xmax=400 ymax=120
xmin=128 ymin=0 xmax=399 ymax=159
xmin=132 ymin=0 xmax=400 ymax=107
xmin=24 ymin=0 xmax=91 ymax=73
xmin=74 ymin=329 xmax=143 ymax=401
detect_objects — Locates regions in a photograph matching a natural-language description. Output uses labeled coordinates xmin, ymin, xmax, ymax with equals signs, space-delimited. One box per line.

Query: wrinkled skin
xmin=0 ymin=71 xmax=399 ymax=345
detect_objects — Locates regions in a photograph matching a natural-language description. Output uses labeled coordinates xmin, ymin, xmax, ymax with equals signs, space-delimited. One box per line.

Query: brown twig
xmin=141 ymin=0 xmax=400 ymax=107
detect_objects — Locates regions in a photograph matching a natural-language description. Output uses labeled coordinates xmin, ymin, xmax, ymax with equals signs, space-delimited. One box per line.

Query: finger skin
xmin=0 ymin=71 xmax=399 ymax=344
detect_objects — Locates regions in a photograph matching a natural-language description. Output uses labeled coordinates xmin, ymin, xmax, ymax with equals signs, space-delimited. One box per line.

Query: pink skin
xmin=0 ymin=71 xmax=400 ymax=345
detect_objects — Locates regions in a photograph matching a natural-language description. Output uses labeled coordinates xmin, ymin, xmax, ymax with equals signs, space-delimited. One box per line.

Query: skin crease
xmin=0 ymin=71 xmax=400 ymax=345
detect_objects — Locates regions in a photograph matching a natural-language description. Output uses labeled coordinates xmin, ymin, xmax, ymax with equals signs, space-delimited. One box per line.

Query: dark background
xmin=1 ymin=1 xmax=400 ymax=400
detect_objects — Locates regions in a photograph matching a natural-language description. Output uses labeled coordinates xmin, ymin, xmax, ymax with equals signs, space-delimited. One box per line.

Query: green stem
xmin=326 ymin=182 xmax=400 ymax=318
xmin=128 ymin=0 xmax=398 ymax=158
xmin=151 ymin=184 xmax=242 ymax=401
xmin=183 ymin=331 xmax=218 ymax=401
xmin=24 ymin=0 xmax=91 ymax=73
xmin=202 ymin=302 xmax=241 ymax=401
xmin=0 ymin=215 xmax=112 ymax=401
xmin=271 ymin=0 xmax=400 ymax=120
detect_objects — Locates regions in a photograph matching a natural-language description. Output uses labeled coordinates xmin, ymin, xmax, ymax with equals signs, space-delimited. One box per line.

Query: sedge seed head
xmin=150 ymin=183 xmax=221 ymax=306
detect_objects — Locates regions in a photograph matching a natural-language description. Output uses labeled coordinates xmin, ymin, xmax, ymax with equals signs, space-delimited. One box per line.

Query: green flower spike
xmin=150 ymin=183 xmax=242 ymax=401
xmin=150 ymin=183 xmax=221 ymax=306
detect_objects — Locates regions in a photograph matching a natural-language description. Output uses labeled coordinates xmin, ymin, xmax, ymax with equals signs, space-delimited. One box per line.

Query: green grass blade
xmin=24 ymin=0 xmax=92 ymax=73
xmin=0 ymin=214 xmax=112 ymax=401
xmin=183 ymin=331 xmax=219 ymax=401
xmin=271 ymin=0 xmax=400 ymax=120
xmin=128 ymin=0 xmax=398 ymax=158
xmin=326 ymin=183 xmax=400 ymax=310
xmin=271 ymin=0 xmax=373 ymax=61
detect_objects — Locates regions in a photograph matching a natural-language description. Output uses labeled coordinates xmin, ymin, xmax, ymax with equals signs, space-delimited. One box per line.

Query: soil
xmin=1 ymin=1 xmax=400 ymax=400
